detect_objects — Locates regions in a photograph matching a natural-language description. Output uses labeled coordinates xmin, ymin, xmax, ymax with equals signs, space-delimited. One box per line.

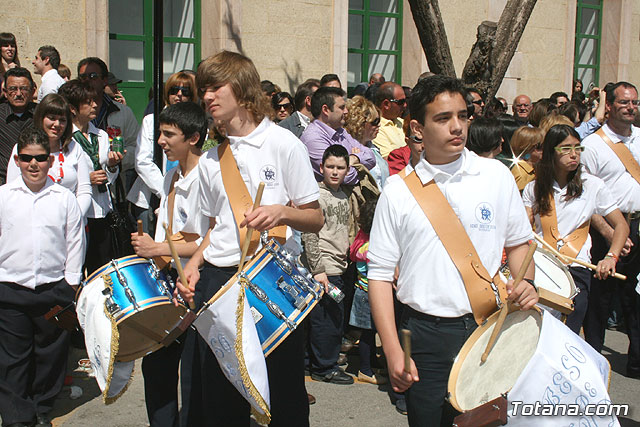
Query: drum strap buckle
xmin=489 ymin=280 xmax=503 ymax=309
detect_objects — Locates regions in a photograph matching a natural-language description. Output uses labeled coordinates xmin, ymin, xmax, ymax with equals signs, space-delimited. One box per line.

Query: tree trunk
xmin=461 ymin=0 xmax=538 ymax=103
xmin=407 ymin=0 xmax=456 ymax=78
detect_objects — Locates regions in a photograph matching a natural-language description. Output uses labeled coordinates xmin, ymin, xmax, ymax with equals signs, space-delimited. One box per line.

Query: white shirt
xmin=296 ymin=111 xmax=311 ymax=129
xmin=72 ymin=123 xmax=118 ymax=218
xmin=127 ymin=113 xmax=166 ymax=209
xmin=199 ymin=118 xmax=320 ymax=267
xmin=368 ymin=149 xmax=532 ymax=317
xmin=7 ymin=139 xmax=93 ymax=217
xmin=37 ymin=69 xmax=66 ymax=102
xmin=155 ymin=166 xmax=208 ymax=267
xmin=522 ymin=173 xmax=617 ymax=264
xmin=0 ymin=178 xmax=85 ymax=288
xmin=581 ymin=123 xmax=640 ymax=213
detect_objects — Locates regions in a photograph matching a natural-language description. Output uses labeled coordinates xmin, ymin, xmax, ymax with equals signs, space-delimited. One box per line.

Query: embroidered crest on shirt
xmin=260 ymin=164 xmax=278 ymax=187
xmin=470 ymin=202 xmax=497 ymax=231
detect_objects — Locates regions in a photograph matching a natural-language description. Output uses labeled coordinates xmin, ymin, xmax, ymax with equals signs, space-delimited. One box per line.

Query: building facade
xmin=2 ymin=0 xmax=639 ymax=119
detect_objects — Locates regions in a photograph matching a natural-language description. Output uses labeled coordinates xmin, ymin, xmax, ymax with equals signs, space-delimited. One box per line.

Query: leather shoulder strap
xmin=596 ymin=127 xmax=640 ymax=184
xmin=539 ymin=193 xmax=590 ymax=261
xmin=403 ymin=171 xmax=506 ymax=325
xmin=217 ymin=140 xmax=261 ymax=255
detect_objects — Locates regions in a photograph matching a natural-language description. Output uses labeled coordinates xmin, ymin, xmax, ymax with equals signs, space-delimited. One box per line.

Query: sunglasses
xmin=409 ymin=135 xmax=422 ymax=143
xmin=389 ymin=98 xmax=406 ymax=105
xmin=368 ymin=117 xmax=380 ymax=126
xmin=276 ymin=103 xmax=293 ymax=111
xmin=79 ymin=72 xmax=102 ymax=81
xmin=471 ymin=100 xmax=484 ymax=106
xmin=18 ymin=153 xmax=50 ymax=163
xmin=169 ymin=86 xmax=192 ymax=97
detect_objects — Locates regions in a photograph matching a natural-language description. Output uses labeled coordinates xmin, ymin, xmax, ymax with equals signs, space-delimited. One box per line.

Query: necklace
xmin=48 ymin=142 xmax=65 ymax=183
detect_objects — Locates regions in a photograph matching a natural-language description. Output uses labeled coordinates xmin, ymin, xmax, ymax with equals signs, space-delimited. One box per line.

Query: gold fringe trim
xmin=235 ymin=280 xmax=271 ymax=424
xmin=101 ymin=275 xmax=134 ymax=405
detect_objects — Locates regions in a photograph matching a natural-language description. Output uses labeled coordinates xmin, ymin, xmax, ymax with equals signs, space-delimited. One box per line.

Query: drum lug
xmin=240 ymin=273 xmax=296 ymax=331
xmin=148 ymin=261 xmax=160 ymax=280
xmin=240 ymin=273 xmax=269 ymax=303
xmin=277 ymin=276 xmax=307 ymax=310
xmin=111 ymin=260 xmax=139 ymax=311
xmin=292 ymin=274 xmax=320 ymax=299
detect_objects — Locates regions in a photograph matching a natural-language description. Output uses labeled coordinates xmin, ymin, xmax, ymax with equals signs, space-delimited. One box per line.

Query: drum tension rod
xmin=110 ymin=260 xmax=139 ymax=311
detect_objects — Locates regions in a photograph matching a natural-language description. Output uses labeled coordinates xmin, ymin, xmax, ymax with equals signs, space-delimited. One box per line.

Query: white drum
xmin=534 ymin=247 xmax=578 ymax=316
xmin=533 ymin=247 xmax=577 ymax=300
xmin=448 ymin=309 xmax=618 ymax=426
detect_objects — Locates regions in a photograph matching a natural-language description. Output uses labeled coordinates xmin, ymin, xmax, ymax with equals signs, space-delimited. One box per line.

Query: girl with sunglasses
xmin=271 ymin=91 xmax=294 ymax=123
xmin=6 ymin=94 xmax=92 ymax=217
xmin=522 ymin=124 xmax=628 ymax=334
xmin=128 ymin=71 xmax=197 ymax=231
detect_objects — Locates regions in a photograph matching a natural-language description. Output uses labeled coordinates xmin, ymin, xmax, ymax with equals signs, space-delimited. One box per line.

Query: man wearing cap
xmin=105 ymin=72 xmax=126 ymax=105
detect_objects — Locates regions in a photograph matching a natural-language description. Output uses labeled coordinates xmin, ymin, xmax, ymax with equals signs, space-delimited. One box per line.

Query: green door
xmin=108 ymin=0 xmax=201 ymax=121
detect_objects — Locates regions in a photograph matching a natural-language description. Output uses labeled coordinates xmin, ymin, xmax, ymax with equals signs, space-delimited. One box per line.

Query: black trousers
xmin=142 ymin=269 xmax=185 ymax=427
xmin=0 ymin=280 xmax=74 ymax=425
xmin=181 ymin=263 xmax=309 ymax=427
xmin=584 ymin=218 xmax=640 ymax=374
xmin=309 ymin=275 xmax=346 ymax=375
xmin=85 ymin=217 xmax=116 ymax=276
xmin=565 ymin=266 xmax=591 ymax=334
xmin=401 ymin=308 xmax=477 ymax=427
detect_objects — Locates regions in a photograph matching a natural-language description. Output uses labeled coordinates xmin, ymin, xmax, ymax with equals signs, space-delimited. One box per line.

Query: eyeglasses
xmin=368 ymin=117 xmax=380 ymax=126
xmin=515 ymin=103 xmax=531 ymax=109
xmin=18 ymin=153 xmax=50 ymax=163
xmin=5 ymin=86 xmax=31 ymax=93
xmin=615 ymin=99 xmax=640 ymax=107
xmin=169 ymin=86 xmax=193 ymax=97
xmin=471 ymin=100 xmax=484 ymax=106
xmin=79 ymin=72 xmax=102 ymax=81
xmin=389 ymin=98 xmax=407 ymax=105
xmin=408 ymin=135 xmax=422 ymax=143
xmin=276 ymin=103 xmax=293 ymax=111
xmin=554 ymin=145 xmax=585 ymax=155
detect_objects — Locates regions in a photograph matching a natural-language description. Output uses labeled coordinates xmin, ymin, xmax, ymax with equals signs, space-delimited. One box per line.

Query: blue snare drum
xmin=84 ymin=255 xmax=187 ymax=362
xmin=213 ymin=239 xmax=323 ymax=356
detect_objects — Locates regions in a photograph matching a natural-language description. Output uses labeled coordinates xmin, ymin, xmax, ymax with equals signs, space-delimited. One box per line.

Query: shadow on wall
xmin=282 ymin=58 xmax=303 ymax=94
xmin=223 ymin=0 xmax=244 ymax=55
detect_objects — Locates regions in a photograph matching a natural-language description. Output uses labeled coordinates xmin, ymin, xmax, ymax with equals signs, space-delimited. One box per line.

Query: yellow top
xmin=511 ymin=160 xmax=535 ymax=192
xmin=372 ymin=116 xmax=406 ymax=158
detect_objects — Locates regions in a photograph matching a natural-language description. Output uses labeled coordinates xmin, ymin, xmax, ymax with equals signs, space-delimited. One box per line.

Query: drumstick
xmin=533 ymin=234 xmax=626 ymax=281
xmin=481 ymin=241 xmax=537 ymax=363
xmin=400 ymin=329 xmax=412 ymax=373
xmin=137 ymin=219 xmax=143 ymax=236
xmin=237 ymin=182 xmax=266 ymax=273
xmin=163 ymin=222 xmax=196 ymax=311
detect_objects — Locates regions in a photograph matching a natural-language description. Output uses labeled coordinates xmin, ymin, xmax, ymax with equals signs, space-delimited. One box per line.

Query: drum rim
xmin=447 ymin=307 xmax=542 ymax=412
xmin=534 ymin=247 xmax=578 ymax=299
xmin=85 ymin=255 xmax=149 ymax=284
xmin=115 ymin=297 xmax=187 ymax=321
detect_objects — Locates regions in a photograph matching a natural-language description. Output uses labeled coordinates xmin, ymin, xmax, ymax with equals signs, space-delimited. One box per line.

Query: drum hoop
xmin=261 ymin=295 xmax=320 ymax=356
xmin=115 ymin=297 xmax=187 ymax=322
xmin=447 ymin=307 xmax=542 ymax=412
xmin=85 ymin=255 xmax=147 ymax=284
xmin=535 ymin=247 xmax=578 ymax=299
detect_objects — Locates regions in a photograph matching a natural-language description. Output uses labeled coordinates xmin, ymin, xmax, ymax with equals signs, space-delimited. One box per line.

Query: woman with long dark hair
xmin=522 ymin=124 xmax=628 ymax=334
xmin=0 ymin=33 xmax=20 ymax=73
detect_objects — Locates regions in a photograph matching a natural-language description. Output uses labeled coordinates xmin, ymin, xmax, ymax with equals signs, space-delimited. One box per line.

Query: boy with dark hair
xmin=368 ymin=74 xmax=537 ymax=426
xmin=130 ymin=101 xmax=209 ymax=427
xmin=0 ymin=127 xmax=85 ymax=427
xmin=302 ymin=144 xmax=353 ymax=384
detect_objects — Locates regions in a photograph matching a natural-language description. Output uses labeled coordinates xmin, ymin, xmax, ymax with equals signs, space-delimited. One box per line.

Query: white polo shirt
xmin=581 ymin=123 xmax=640 ymax=213
xmin=522 ymin=173 xmax=617 ymax=264
xmin=198 ymin=118 xmax=320 ymax=267
xmin=368 ymin=149 xmax=532 ymax=317
xmin=155 ymin=166 xmax=208 ymax=267
xmin=0 ymin=178 xmax=85 ymax=288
